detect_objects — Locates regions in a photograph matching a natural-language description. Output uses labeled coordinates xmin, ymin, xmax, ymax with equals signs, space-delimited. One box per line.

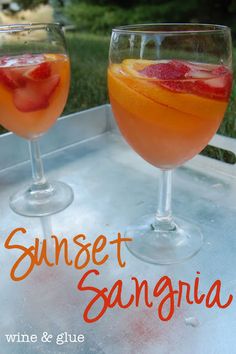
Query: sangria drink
xmin=108 ymin=59 xmax=232 ymax=169
xmin=0 ymin=53 xmax=70 ymax=139
xmin=108 ymin=24 xmax=232 ymax=264
xmin=0 ymin=23 xmax=73 ymax=217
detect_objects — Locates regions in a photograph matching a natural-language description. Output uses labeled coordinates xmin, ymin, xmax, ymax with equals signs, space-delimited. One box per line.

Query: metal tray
xmin=0 ymin=104 xmax=235 ymax=354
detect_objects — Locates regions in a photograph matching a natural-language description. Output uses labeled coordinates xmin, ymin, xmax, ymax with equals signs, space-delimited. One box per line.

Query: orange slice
xmin=109 ymin=61 xmax=228 ymax=121
xmin=121 ymin=59 xmax=160 ymax=78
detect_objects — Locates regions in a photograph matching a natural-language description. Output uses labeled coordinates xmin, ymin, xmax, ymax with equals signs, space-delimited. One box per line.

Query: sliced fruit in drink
xmin=13 ymin=74 xmax=60 ymax=112
xmin=24 ymin=62 xmax=51 ymax=80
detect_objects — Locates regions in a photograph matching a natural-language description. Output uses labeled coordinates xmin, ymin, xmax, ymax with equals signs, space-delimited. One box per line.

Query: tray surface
xmin=0 ymin=105 xmax=235 ymax=354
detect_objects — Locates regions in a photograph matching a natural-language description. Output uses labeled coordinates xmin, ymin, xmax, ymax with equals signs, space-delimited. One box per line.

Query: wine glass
xmin=0 ymin=23 xmax=73 ymax=216
xmin=108 ymin=23 xmax=232 ymax=264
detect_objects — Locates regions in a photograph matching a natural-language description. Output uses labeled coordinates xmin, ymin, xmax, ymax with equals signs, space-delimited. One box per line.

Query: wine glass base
xmin=9 ymin=181 xmax=74 ymax=217
xmin=125 ymin=214 xmax=203 ymax=265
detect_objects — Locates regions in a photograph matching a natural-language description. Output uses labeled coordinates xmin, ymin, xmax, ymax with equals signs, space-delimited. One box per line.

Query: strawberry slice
xmin=160 ymin=70 xmax=232 ymax=100
xmin=140 ymin=60 xmax=190 ymax=80
xmin=194 ymin=74 xmax=232 ymax=100
xmin=0 ymin=67 xmax=28 ymax=90
xmin=13 ymin=74 xmax=60 ymax=112
xmin=0 ymin=55 xmax=52 ymax=91
xmin=169 ymin=60 xmax=191 ymax=76
xmin=13 ymin=87 xmax=49 ymax=112
xmin=160 ymin=80 xmax=195 ymax=93
xmin=0 ymin=69 xmax=19 ymax=89
xmin=39 ymin=74 xmax=60 ymax=96
xmin=24 ymin=62 xmax=51 ymax=81
xmin=146 ymin=61 xmax=233 ymax=100
xmin=212 ymin=65 xmax=229 ymax=76
xmin=122 ymin=58 xmax=232 ymax=100
xmin=10 ymin=68 xmax=28 ymax=87
xmin=185 ymin=64 xmax=214 ymax=79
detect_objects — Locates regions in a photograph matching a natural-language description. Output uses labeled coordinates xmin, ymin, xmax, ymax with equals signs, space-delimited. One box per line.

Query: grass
xmin=63 ymin=32 xmax=109 ymax=114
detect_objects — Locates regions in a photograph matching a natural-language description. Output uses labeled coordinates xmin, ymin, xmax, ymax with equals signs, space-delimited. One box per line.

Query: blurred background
xmin=0 ymin=0 xmax=235 ymax=161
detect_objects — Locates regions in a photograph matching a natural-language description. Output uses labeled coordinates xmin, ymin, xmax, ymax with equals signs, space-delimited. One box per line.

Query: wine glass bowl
xmin=108 ymin=24 xmax=232 ymax=264
xmin=0 ymin=23 xmax=73 ymax=216
xmin=0 ymin=53 xmax=70 ymax=139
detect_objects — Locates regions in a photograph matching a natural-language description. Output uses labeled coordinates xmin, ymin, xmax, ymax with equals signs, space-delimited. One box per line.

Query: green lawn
xmin=63 ymin=32 xmax=109 ymax=115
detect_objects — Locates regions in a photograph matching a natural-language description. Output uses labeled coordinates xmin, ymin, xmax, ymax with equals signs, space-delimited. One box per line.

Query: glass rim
xmin=112 ymin=23 xmax=231 ymax=35
xmin=0 ymin=22 xmax=62 ymax=33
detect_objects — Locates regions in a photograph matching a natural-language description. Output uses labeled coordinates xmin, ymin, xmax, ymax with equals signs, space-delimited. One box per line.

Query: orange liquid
xmin=0 ymin=54 xmax=70 ymax=139
xmin=108 ymin=62 xmax=229 ymax=169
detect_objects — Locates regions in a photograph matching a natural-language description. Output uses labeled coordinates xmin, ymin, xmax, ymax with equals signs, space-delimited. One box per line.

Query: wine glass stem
xmin=153 ymin=169 xmax=176 ymax=231
xmin=29 ymin=139 xmax=47 ymax=186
